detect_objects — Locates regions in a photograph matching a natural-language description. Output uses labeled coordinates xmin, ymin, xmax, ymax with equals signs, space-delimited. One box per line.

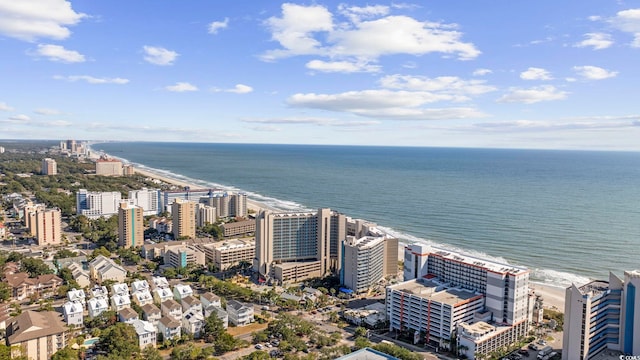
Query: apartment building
xmin=76 ymin=189 xmax=122 ymax=219
xmin=196 ymin=203 xmax=216 ymax=227
xmin=118 ymin=202 xmax=144 ymax=248
xmin=201 ymin=239 xmax=255 ymax=271
xmin=253 ymin=208 xmax=346 ymax=284
xmin=41 ymin=158 xmax=57 ymax=175
xmin=563 ymin=270 xmax=640 ymax=359
xmin=341 ymin=235 xmax=398 ymax=293
xmin=162 ymin=188 xmax=219 ymax=211
xmin=128 ymin=188 xmax=161 ymax=216
xmin=95 ymin=158 xmax=123 ymax=176
xmin=26 ymin=207 xmax=62 ymax=246
xmin=172 ymin=199 xmax=196 ymax=239
xmin=6 ymin=311 xmax=68 ymax=360
xmin=164 ymin=244 xmax=205 ymax=269
xmin=89 ymin=255 xmax=127 ymax=284
xmin=220 ymin=219 xmax=256 ymax=237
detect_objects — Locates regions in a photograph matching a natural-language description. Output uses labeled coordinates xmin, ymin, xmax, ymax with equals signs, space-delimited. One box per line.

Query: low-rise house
xmin=131 ymin=279 xmax=150 ymax=294
xmin=63 ymin=301 xmax=84 ymax=327
xmin=161 ymin=299 xmax=182 ymax=321
xmin=153 ymin=287 xmax=174 ymax=304
xmin=226 ymin=300 xmax=254 ymax=326
xmin=67 ymin=288 xmax=86 ymax=306
xmin=6 ymin=310 xmax=68 ymax=360
xmin=5 ymin=272 xmax=63 ymax=301
xmin=151 ymin=276 xmax=170 ymax=289
xmin=89 ymin=255 xmax=127 ymax=284
xmin=111 ymin=294 xmax=132 ymax=312
xmin=158 ymin=316 xmax=181 ymax=341
xmin=133 ymin=289 xmax=154 ymax=306
xmin=180 ymin=295 xmax=202 ymax=314
xmin=181 ymin=309 xmax=204 ymax=338
xmin=111 ymin=282 xmax=130 ymax=296
xmin=118 ymin=307 xmax=139 ymax=324
xmin=200 ymin=292 xmax=221 ymax=309
xmin=205 ymin=306 xmax=228 ymax=329
xmin=131 ymin=319 xmax=157 ymax=349
xmin=90 ymin=285 xmax=109 ymax=300
xmin=141 ymin=303 xmax=161 ymax=328
xmin=173 ymin=284 xmax=193 ymax=301
xmin=55 ymin=255 xmax=88 ymax=270
xmin=67 ymin=262 xmax=90 ymax=288
xmin=88 ymin=297 xmax=109 ymax=319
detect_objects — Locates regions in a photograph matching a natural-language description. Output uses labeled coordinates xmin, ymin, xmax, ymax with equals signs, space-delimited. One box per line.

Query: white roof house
xmin=131 ymin=319 xmax=157 ymax=350
xmin=90 ymin=285 xmax=109 ymax=300
xmin=88 ymin=297 xmax=109 ymax=319
xmin=111 ymin=294 xmax=132 ymax=312
xmin=67 ymin=289 xmax=86 ymax=306
xmin=133 ymin=290 xmax=154 ymax=307
xmin=181 ymin=309 xmax=204 ymax=338
xmin=111 ymin=283 xmax=130 ymax=296
xmin=153 ymin=287 xmax=174 ymax=304
xmin=151 ymin=276 xmax=170 ymax=289
xmin=63 ymin=301 xmax=84 ymax=326
xmin=173 ymin=284 xmax=193 ymax=301
xmin=131 ymin=279 xmax=150 ymax=294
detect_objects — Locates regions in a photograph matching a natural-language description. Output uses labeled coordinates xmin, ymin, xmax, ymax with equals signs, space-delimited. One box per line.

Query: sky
xmin=1 ymin=1 xmax=640 ymax=150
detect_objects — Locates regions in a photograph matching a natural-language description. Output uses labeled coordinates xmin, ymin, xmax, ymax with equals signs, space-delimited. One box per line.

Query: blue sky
xmin=1 ymin=1 xmax=640 ymax=150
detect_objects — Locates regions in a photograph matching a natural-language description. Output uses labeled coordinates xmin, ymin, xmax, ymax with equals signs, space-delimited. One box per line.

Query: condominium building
xmin=201 ymin=239 xmax=256 ymax=271
xmin=26 ymin=207 xmax=62 ymax=246
xmin=220 ymin=219 xmax=255 ymax=237
xmin=196 ymin=203 xmax=216 ymax=227
xmin=341 ymin=235 xmax=398 ymax=293
xmin=76 ymin=189 xmax=122 ymax=219
xmin=172 ymin=199 xmax=196 ymax=239
xmin=386 ymin=278 xmax=484 ymax=348
xmin=41 ymin=158 xmax=57 ymax=175
xmin=563 ymin=270 xmax=640 ymax=359
xmin=118 ymin=202 xmax=144 ymax=249
xmin=164 ymin=244 xmax=206 ymax=269
xmin=6 ymin=310 xmax=68 ymax=360
xmin=253 ymin=208 xmax=346 ymax=284
xmin=95 ymin=158 xmax=123 ymax=176
xmin=128 ymin=188 xmax=161 ymax=216
xmin=201 ymin=192 xmax=248 ymax=218
xmin=162 ymin=188 xmax=219 ymax=211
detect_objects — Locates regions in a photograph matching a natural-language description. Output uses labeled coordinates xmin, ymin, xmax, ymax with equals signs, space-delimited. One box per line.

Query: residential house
xmin=89 ymin=285 xmax=109 ymax=300
xmin=118 ymin=307 xmax=139 ymax=324
xmin=67 ymin=289 xmax=86 ymax=307
xmin=200 ymin=292 xmax=221 ymax=309
xmin=89 ymin=255 xmax=127 ymax=284
xmin=63 ymin=301 xmax=84 ymax=327
xmin=6 ymin=311 xmax=68 ymax=360
xmin=131 ymin=319 xmax=157 ymax=350
xmin=111 ymin=282 xmax=130 ymax=296
xmin=131 ymin=279 xmax=150 ymax=294
xmin=88 ymin=297 xmax=109 ymax=319
xmin=153 ymin=287 xmax=174 ymax=304
xmin=141 ymin=303 xmax=161 ymax=328
xmin=67 ymin=262 xmax=90 ymax=288
xmin=181 ymin=309 xmax=205 ymax=338
xmin=133 ymin=290 xmax=154 ymax=307
xmin=206 ymin=306 xmax=228 ymax=329
xmin=111 ymin=293 xmax=132 ymax=312
xmin=173 ymin=284 xmax=193 ymax=302
xmin=158 ymin=316 xmax=181 ymax=341
xmin=180 ymin=295 xmax=202 ymax=314
xmin=161 ymin=299 xmax=182 ymax=321
xmin=151 ymin=276 xmax=170 ymax=290
xmin=226 ymin=300 xmax=254 ymax=326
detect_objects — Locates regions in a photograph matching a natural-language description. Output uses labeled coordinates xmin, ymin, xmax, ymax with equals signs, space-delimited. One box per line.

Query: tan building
xmin=95 ymin=158 xmax=123 ymax=176
xmin=201 ymin=239 xmax=255 ymax=271
xmin=6 ymin=310 xmax=68 ymax=360
xmin=27 ymin=208 xmax=62 ymax=246
xmin=164 ymin=245 xmax=205 ymax=269
xmin=5 ymin=273 xmax=63 ymax=301
xmin=341 ymin=235 xmax=398 ymax=293
xmin=118 ymin=202 xmax=144 ymax=248
xmin=220 ymin=219 xmax=255 ymax=237
xmin=196 ymin=203 xmax=216 ymax=227
xmin=172 ymin=199 xmax=196 ymax=239
xmin=41 ymin=158 xmax=57 ymax=175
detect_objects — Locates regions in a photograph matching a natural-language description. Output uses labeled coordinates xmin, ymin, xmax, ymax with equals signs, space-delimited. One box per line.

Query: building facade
xmin=6 ymin=311 xmax=68 ymax=360
xmin=128 ymin=188 xmax=161 ymax=216
xmin=341 ymin=235 xmax=398 ymax=293
xmin=118 ymin=202 xmax=144 ymax=249
xmin=76 ymin=189 xmax=122 ymax=219
xmin=41 ymin=158 xmax=57 ymax=175
xmin=28 ymin=207 xmax=62 ymax=246
xmin=95 ymin=158 xmax=123 ymax=176
xmin=172 ymin=199 xmax=196 ymax=239
xmin=201 ymin=239 xmax=255 ymax=271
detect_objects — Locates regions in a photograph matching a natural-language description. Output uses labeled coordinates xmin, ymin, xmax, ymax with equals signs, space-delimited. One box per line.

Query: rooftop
xmin=578 ymin=280 xmax=610 ymax=297
xmin=336 ymin=347 xmax=399 ymax=360
xmin=388 ymin=278 xmax=483 ymax=306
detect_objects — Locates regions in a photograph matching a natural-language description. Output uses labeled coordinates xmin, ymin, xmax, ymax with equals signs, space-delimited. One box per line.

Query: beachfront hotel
xmin=341 ymin=235 xmax=398 ymax=293
xmin=389 ymin=244 xmax=532 ymax=356
xmin=95 ymin=157 xmax=123 ymax=176
xmin=128 ymin=188 xmax=161 ymax=216
xmin=253 ymin=208 xmax=346 ymax=284
xmin=562 ymin=270 xmax=640 ymax=359
xmin=118 ymin=202 xmax=144 ymax=249
xmin=76 ymin=189 xmax=122 ymax=219
xmin=172 ymin=199 xmax=196 ymax=239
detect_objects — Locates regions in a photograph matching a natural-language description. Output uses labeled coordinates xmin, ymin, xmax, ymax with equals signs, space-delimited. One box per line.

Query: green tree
xmin=170 ymin=343 xmax=214 ymax=360
xmin=202 ymin=313 xmax=225 ymax=343
xmin=240 ymin=351 xmax=270 ymax=360
xmin=0 ymin=283 xmax=11 ymax=302
xmin=20 ymin=257 xmax=54 ymax=277
xmin=354 ymin=336 xmax=372 ymax=350
xmin=51 ymin=347 xmax=79 ymax=360
xmin=354 ymin=326 xmax=368 ymax=338
xmin=97 ymin=323 xmax=139 ymax=359
xmin=142 ymin=346 xmax=163 ymax=360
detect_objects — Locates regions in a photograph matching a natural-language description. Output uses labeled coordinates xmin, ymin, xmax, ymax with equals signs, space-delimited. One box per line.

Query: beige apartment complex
xmin=118 ymin=202 xmax=144 ymax=248
xmin=41 ymin=158 xmax=57 ymax=175
xmin=172 ymin=199 xmax=196 ymax=239
xmin=201 ymin=239 xmax=256 ymax=271
xmin=95 ymin=158 xmax=123 ymax=176
xmin=6 ymin=310 xmax=68 ymax=360
xmin=341 ymin=235 xmax=398 ymax=293
xmin=26 ymin=207 xmax=62 ymax=246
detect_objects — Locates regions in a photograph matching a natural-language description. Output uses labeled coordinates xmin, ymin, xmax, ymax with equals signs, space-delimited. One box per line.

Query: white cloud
xmin=213 ymin=84 xmax=253 ymax=94
xmin=610 ymin=8 xmax=640 ymax=47
xmin=473 ymin=68 xmax=492 ymax=76
xmin=0 ymin=102 xmax=13 ymax=111
xmin=53 ymin=75 xmax=129 ymax=84
xmin=337 ymin=4 xmax=390 ymax=23
xmin=35 ymin=44 xmax=85 ymax=63
xmin=379 ymin=74 xmax=496 ymax=97
xmin=262 ymin=4 xmax=479 ymax=63
xmin=142 ymin=46 xmax=179 ymax=66
xmin=574 ymin=33 xmax=613 ymax=50
xmin=306 ymin=59 xmax=381 ymax=73
xmin=8 ymin=114 xmax=30 ymax=122
xmin=165 ymin=82 xmax=198 ymax=92
xmin=34 ymin=108 xmax=61 ymax=115
xmin=0 ymin=0 xmax=86 ymax=41
xmin=573 ymin=65 xmax=618 ymax=80
xmin=208 ymin=18 xmax=229 ymax=34
xmin=520 ymin=67 xmax=553 ymax=80
xmin=497 ymin=85 xmax=568 ymax=104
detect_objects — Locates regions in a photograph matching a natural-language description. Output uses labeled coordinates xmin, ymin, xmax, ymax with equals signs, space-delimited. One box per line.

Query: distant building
xmin=201 ymin=239 xmax=255 ymax=271
xmin=128 ymin=188 xmax=161 ymax=216
xmin=254 ymin=208 xmax=346 ymax=284
xmin=196 ymin=203 xmax=216 ymax=227
xmin=172 ymin=199 xmax=196 ymax=239
xmin=6 ymin=311 xmax=68 ymax=360
xmin=123 ymin=164 xmax=135 ymax=176
xmin=41 ymin=158 xmax=57 ymax=175
xmin=76 ymin=189 xmax=122 ymax=219
xmin=95 ymin=158 xmax=123 ymax=176
xmin=118 ymin=202 xmax=144 ymax=249
xmin=563 ymin=270 xmax=640 ymax=358
xmin=220 ymin=219 xmax=255 ymax=238
xmin=201 ymin=192 xmax=247 ymax=218
xmin=162 ymin=188 xmax=219 ymax=211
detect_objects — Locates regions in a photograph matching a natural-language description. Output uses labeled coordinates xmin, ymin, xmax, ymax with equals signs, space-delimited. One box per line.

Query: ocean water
xmin=92 ymin=142 xmax=640 ymax=288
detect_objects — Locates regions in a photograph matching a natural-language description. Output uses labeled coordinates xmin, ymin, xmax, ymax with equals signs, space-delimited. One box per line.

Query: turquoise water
xmin=92 ymin=142 xmax=640 ymax=287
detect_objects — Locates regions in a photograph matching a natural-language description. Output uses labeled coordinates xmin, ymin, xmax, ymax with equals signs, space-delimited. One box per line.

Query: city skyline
xmin=1 ymin=1 xmax=640 ymax=150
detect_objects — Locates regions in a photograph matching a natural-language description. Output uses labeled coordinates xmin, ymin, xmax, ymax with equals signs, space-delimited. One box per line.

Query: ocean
xmin=91 ymin=142 xmax=640 ymax=288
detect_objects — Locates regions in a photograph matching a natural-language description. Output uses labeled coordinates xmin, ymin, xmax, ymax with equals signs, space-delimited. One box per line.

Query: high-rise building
xmin=118 ymin=202 xmax=144 ymax=249
xmin=563 ymin=270 xmax=640 ymax=359
xmin=26 ymin=208 xmax=62 ymax=246
xmin=341 ymin=236 xmax=386 ymax=293
xmin=253 ymin=208 xmax=346 ymax=284
xmin=196 ymin=203 xmax=216 ymax=227
xmin=162 ymin=188 xmax=219 ymax=212
xmin=76 ymin=189 xmax=122 ymax=219
xmin=95 ymin=158 xmax=123 ymax=176
xmin=128 ymin=188 xmax=161 ymax=216
xmin=172 ymin=199 xmax=196 ymax=239
xmin=41 ymin=158 xmax=57 ymax=175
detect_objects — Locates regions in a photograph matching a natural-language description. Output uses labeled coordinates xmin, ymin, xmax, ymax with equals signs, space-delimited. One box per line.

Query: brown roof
xmin=159 ymin=315 xmax=180 ymax=328
xmin=201 ymin=292 xmax=220 ymax=302
xmin=181 ymin=295 xmax=200 ymax=306
xmin=162 ymin=299 xmax=180 ymax=310
xmin=118 ymin=307 xmax=139 ymax=320
xmin=5 ymin=272 xmax=62 ymax=287
xmin=141 ymin=303 xmax=160 ymax=315
xmin=7 ymin=311 xmax=68 ymax=344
